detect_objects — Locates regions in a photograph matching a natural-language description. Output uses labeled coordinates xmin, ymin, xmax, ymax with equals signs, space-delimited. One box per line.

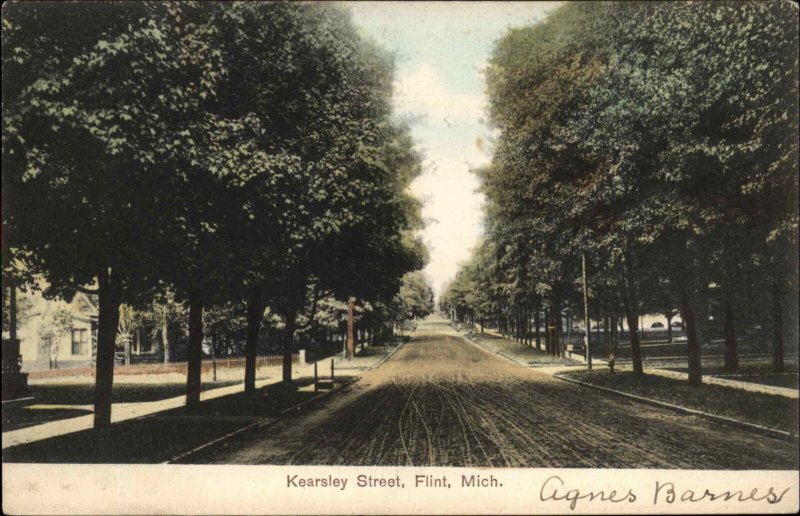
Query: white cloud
xmin=410 ymin=146 xmax=487 ymax=297
xmin=394 ymin=63 xmax=485 ymax=127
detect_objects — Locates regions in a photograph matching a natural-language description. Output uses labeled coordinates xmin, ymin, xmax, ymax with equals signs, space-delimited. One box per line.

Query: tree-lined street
xmin=1 ymin=0 xmax=797 ymax=487
xmin=180 ymin=318 xmax=798 ymax=469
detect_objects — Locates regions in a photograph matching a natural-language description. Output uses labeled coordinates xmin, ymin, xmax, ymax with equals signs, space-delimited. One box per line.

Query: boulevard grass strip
xmin=664 ymin=363 xmax=799 ymax=389
xmin=562 ymin=370 xmax=799 ymax=434
xmin=2 ymin=380 xmax=241 ymax=431
xmin=465 ymin=330 xmax=582 ymax=367
xmin=3 ymin=377 xmax=357 ymax=463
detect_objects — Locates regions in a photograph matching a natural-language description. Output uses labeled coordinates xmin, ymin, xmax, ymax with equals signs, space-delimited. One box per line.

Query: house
xmin=10 ymin=289 xmax=170 ymax=371
xmin=10 ymin=289 xmax=99 ymax=372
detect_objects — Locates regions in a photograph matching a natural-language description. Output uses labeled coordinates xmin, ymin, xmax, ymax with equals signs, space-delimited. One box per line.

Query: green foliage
xmin=450 ymin=1 xmax=798 ymax=363
xmin=3 ymin=2 xmax=428 ymax=357
xmin=393 ymin=271 xmax=435 ymax=321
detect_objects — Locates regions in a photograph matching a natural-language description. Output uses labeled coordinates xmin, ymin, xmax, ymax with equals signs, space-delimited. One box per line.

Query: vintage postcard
xmin=2 ymin=1 xmax=798 ymax=514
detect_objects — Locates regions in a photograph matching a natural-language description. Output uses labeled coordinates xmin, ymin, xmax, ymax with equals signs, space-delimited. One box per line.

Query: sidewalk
xmin=2 ymin=341 xmax=403 ymax=451
xmin=2 ymin=378 xmax=275 ymax=450
xmin=641 ymin=366 xmax=798 ymax=399
xmin=459 ymin=322 xmax=798 ymax=399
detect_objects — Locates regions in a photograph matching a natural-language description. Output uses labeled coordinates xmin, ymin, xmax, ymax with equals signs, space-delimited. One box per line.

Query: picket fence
xmin=27 ymin=354 xmax=298 ymax=381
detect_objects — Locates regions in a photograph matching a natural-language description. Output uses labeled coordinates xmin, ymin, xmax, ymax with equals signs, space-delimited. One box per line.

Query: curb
xmin=165 ymin=379 xmax=360 ymax=464
xmin=455 ymin=330 xmax=530 ymax=368
xmin=455 ymin=327 xmax=580 ymax=370
xmin=553 ymin=373 xmax=799 ymax=443
xmin=367 ymin=337 xmax=408 ymax=371
xmin=278 ymin=378 xmax=361 ymax=415
xmin=164 ymin=419 xmax=266 ymax=464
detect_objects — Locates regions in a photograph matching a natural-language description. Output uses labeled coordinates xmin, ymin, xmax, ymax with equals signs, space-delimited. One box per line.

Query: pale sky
xmin=345 ymin=1 xmax=561 ymax=298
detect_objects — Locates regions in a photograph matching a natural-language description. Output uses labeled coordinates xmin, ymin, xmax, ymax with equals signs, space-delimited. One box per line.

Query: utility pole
xmin=582 ymin=253 xmax=592 ymax=369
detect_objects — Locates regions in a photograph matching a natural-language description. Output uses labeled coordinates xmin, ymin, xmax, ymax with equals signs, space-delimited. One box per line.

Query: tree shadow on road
xmin=3 ymin=376 xmax=357 ymax=463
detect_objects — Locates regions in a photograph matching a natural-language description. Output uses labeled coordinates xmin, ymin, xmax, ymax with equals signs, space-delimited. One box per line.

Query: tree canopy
xmin=3 ymin=1 xmax=428 ymax=425
xmin=444 ymin=0 xmax=798 ymax=382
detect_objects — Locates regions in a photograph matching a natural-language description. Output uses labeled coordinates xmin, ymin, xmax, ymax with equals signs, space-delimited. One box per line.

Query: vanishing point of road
xmin=183 ymin=318 xmax=798 ymax=469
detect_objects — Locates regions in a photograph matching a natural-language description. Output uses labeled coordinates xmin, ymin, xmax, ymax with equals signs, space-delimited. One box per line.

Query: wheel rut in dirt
xmin=187 ymin=321 xmax=799 ymax=469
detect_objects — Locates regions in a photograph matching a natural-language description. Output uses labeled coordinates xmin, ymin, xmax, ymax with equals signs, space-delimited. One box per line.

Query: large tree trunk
xmin=534 ymin=307 xmax=541 ymax=350
xmin=520 ymin=308 xmax=526 ymax=346
xmin=244 ymin=286 xmax=263 ymax=393
xmin=665 ymin=312 xmax=673 ymax=344
xmin=345 ymin=298 xmax=355 ymax=360
xmin=8 ymin=279 xmax=17 ymax=340
xmin=186 ymin=291 xmax=204 ymax=407
xmin=553 ymin=298 xmax=564 ymax=357
xmin=543 ymin=308 xmax=551 ymax=355
xmin=525 ymin=308 xmax=531 ymax=347
xmin=680 ymin=289 xmax=702 ymax=385
xmin=620 ymin=261 xmax=644 ymax=375
xmin=722 ymin=298 xmax=738 ymax=372
xmin=283 ymin=308 xmax=297 ymax=384
xmin=609 ymin=315 xmax=618 ymax=360
xmin=161 ymin=314 xmax=170 ymax=363
xmin=771 ymin=280 xmax=784 ymax=373
xmin=623 ymin=304 xmax=643 ymax=376
xmin=123 ymin=329 xmax=131 ymax=365
xmin=93 ymin=268 xmax=122 ymax=428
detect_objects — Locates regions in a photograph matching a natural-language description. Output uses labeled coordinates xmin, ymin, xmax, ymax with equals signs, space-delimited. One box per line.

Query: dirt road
xmin=185 ymin=320 xmax=798 ymax=468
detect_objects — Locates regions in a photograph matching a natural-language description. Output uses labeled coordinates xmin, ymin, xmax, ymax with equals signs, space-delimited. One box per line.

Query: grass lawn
xmin=2 ymin=380 xmax=241 ymax=432
xmin=3 ymin=376 xmax=356 ymax=463
xmin=562 ymin=370 xmax=799 ymax=434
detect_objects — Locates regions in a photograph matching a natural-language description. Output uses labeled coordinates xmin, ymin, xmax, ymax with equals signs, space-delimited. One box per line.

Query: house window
xmin=71 ymin=329 xmax=87 ymax=355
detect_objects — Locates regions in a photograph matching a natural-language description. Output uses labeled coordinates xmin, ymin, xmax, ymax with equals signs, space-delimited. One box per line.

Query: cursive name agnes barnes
xmin=540 ymin=475 xmax=792 ymax=510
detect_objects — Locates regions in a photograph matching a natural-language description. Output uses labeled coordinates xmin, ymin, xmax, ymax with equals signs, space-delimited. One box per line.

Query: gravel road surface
xmin=184 ymin=320 xmax=798 ymax=468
